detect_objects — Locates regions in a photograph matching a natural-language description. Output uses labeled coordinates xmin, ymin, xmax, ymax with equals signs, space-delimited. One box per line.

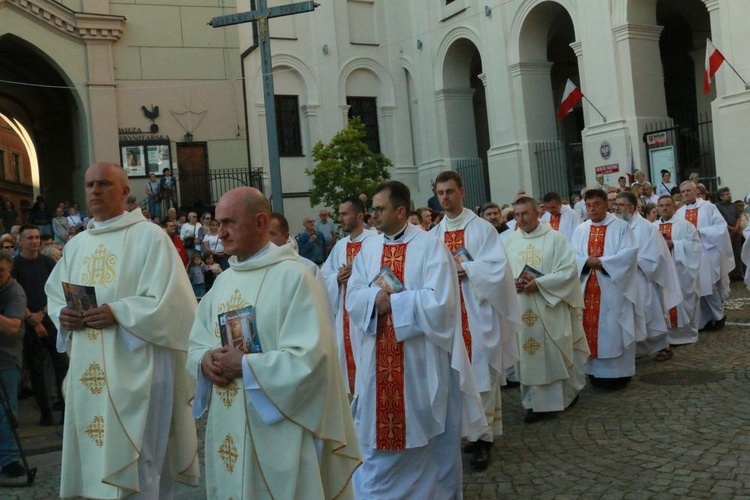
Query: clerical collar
xmin=349 ymin=230 xmax=366 ymax=243
xmin=444 ymin=208 xmax=469 ymax=231
xmin=522 ymin=222 xmax=543 ymax=236
xmin=238 ymin=242 xmax=271 ymax=262
xmin=660 ymin=216 xmax=673 ymax=223
xmin=384 ymin=224 xmax=408 ymax=241
xmin=91 ymin=212 xmax=127 ymax=229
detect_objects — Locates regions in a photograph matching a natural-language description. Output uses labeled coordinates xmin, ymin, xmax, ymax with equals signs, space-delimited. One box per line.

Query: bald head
xmin=85 ymin=162 xmax=130 ymax=221
xmin=215 ymin=187 xmax=272 ymax=260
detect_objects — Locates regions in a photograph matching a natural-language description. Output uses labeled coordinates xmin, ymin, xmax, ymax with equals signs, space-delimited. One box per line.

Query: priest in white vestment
xmin=676 ymin=181 xmax=734 ymax=330
xmin=431 ymin=171 xmax=520 ymax=471
xmin=187 ymin=188 xmax=360 ymax=499
xmin=320 ymin=196 xmax=375 ymax=395
xmin=570 ymin=189 xmax=640 ymax=390
xmin=656 ymin=195 xmax=703 ymax=346
xmin=45 ymin=163 xmax=199 ymax=499
xmin=614 ymin=192 xmax=682 ymax=361
xmin=346 ymin=181 xmax=485 ymax=498
xmin=505 ymin=197 xmax=589 ymax=422
xmin=540 ymin=191 xmax=582 ymax=242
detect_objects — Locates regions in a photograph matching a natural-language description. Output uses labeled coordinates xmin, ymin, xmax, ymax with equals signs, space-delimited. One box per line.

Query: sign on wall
xmin=118 ymin=134 xmax=171 ymax=177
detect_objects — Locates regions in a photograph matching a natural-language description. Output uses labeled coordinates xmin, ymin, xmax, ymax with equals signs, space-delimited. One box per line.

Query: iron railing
xmin=533 ymin=141 xmax=584 ymax=199
xmin=174 ymin=167 xmax=265 ymax=208
xmin=456 ymin=157 xmax=489 ymax=209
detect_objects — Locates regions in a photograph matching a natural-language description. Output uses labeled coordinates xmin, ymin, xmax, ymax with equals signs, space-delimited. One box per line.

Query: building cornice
xmin=4 ymin=0 xmax=125 ymax=42
xmin=613 ymin=23 xmax=663 ymax=43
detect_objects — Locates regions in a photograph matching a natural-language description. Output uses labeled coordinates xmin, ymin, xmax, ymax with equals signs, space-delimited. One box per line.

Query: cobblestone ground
xmin=3 ymin=283 xmax=750 ymax=498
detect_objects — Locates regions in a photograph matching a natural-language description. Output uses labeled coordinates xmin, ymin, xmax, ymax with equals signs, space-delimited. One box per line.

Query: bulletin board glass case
xmin=119 ymin=139 xmax=172 ymax=177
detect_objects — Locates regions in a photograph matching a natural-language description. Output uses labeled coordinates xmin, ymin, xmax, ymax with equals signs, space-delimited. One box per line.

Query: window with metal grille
xmin=275 ymin=95 xmax=303 ymax=157
xmin=11 ymin=152 xmax=20 ymax=182
xmin=346 ymin=96 xmax=381 ymax=154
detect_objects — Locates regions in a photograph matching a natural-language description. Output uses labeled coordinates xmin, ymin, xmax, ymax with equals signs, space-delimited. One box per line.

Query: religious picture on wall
xmin=121 ymin=145 xmax=146 ymax=177
xmin=146 ymin=144 xmax=171 ymax=175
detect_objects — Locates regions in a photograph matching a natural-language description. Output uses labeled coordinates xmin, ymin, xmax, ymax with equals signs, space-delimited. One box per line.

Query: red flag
xmin=704 ymin=38 xmax=725 ymax=95
xmin=557 ymin=79 xmax=584 ymax=120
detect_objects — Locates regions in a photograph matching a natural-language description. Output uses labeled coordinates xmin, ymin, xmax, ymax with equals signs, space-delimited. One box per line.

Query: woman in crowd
xmin=52 ymin=206 xmax=70 ymax=245
xmin=145 ymin=172 xmax=162 ymax=218
xmin=202 ymin=220 xmax=228 ymax=269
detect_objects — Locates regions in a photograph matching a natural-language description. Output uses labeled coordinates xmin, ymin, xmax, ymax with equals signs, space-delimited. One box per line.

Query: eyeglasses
xmin=2 ymin=245 xmax=14 ymax=249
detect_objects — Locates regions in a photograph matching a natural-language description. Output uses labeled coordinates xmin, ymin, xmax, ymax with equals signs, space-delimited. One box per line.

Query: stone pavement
xmin=3 ymin=283 xmax=750 ymax=498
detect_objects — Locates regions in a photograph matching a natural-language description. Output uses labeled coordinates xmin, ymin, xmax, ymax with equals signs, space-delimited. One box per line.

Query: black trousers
xmin=23 ymin=316 xmax=69 ymax=414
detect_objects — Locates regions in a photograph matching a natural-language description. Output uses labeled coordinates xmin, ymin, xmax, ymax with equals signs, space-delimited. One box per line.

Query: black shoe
xmin=470 ymin=441 xmax=491 ymax=471
xmin=588 ymin=375 xmax=604 ymax=388
xmin=2 ymin=461 xmax=26 ymax=478
xmin=715 ymin=316 xmax=726 ymax=330
xmin=462 ymin=441 xmax=477 ymax=454
xmin=40 ymin=412 xmax=54 ymax=427
xmin=524 ymin=409 xmax=544 ymax=423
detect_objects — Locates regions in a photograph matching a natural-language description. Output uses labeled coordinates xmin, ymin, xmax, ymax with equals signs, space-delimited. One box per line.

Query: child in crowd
xmin=203 ymin=252 xmax=222 ymax=292
xmin=188 ymin=253 xmax=208 ymax=298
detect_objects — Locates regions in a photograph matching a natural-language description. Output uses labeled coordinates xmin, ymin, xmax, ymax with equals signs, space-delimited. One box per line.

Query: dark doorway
xmin=176 ymin=142 xmax=210 ymax=208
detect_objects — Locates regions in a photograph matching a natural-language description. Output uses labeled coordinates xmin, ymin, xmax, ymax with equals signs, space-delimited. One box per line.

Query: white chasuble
xmin=433 ymin=209 xmax=521 ymax=392
xmin=571 ymin=214 xmax=640 ymax=363
xmin=45 ymin=210 xmax=199 ymax=499
xmin=540 ymin=205 xmax=582 ymax=242
xmin=505 ymin=224 xmax=589 ymax=390
xmin=187 ymin=244 xmax=360 ymax=500
xmin=677 ymin=199 xmax=734 ymax=297
xmin=321 ymin=231 xmax=376 ymax=394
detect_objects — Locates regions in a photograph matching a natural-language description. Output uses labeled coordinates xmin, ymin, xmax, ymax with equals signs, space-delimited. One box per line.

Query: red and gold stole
xmin=375 ymin=243 xmax=407 ymax=450
xmin=341 ymin=241 xmax=363 ymax=393
xmin=685 ymin=208 xmax=699 ymax=228
xmin=659 ymin=223 xmax=679 ymax=328
xmin=443 ymin=229 xmax=473 ymax=361
xmin=549 ymin=214 xmax=561 ymax=231
xmin=582 ymin=225 xmax=607 ymax=358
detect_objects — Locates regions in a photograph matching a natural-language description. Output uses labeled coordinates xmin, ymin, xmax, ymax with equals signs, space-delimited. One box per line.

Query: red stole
xmin=685 ymin=208 xmax=698 ymax=228
xmin=342 ymin=241 xmax=363 ymax=393
xmin=375 ymin=243 xmax=407 ymax=450
xmin=443 ymin=229 xmax=472 ymax=361
xmin=549 ymin=214 xmax=561 ymax=231
xmin=659 ymin=223 xmax=679 ymax=328
xmin=582 ymin=225 xmax=607 ymax=358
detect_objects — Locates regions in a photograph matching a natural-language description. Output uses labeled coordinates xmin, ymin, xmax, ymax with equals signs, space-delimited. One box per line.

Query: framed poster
xmin=648 ymin=146 xmax=676 ymax=184
xmin=146 ymin=144 xmax=171 ymax=175
xmin=121 ymin=145 xmax=146 ymax=177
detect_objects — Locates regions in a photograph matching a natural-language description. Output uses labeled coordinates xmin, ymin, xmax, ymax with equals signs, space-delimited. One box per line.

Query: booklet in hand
xmin=219 ymin=305 xmax=262 ymax=354
xmin=370 ymin=266 xmax=405 ymax=293
xmin=516 ymin=264 xmax=544 ymax=285
xmin=452 ymin=246 xmax=473 ymax=264
xmin=62 ymin=282 xmax=98 ymax=312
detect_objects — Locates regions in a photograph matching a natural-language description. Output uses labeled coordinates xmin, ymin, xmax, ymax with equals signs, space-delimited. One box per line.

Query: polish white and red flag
xmin=704 ymin=38 xmax=726 ymax=95
xmin=557 ymin=79 xmax=584 ymax=120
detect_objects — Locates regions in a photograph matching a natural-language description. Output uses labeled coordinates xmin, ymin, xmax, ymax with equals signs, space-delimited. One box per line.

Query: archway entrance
xmin=0 ymin=35 xmax=80 ymax=218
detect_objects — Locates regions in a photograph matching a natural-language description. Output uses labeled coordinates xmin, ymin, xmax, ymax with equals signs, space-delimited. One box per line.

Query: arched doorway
xmin=438 ymin=38 xmax=490 ymax=207
xmin=0 ymin=35 xmax=80 ymax=214
xmin=517 ymin=1 xmax=581 ymax=197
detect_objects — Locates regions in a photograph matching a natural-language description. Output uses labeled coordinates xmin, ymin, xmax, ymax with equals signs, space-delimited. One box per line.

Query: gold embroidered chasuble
xmin=187 ymin=244 xmax=360 ymax=499
xmin=45 ymin=210 xmax=199 ymax=498
xmin=504 ymin=223 xmax=589 ymax=387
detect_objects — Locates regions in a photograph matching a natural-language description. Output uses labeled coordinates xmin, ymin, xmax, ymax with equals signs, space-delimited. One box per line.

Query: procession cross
xmin=210 ymin=0 xmax=318 ymax=213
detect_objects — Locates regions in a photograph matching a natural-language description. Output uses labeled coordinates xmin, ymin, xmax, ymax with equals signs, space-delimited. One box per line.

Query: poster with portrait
xmin=146 ymin=144 xmax=171 ymax=175
xmin=121 ymin=145 xmax=146 ymax=177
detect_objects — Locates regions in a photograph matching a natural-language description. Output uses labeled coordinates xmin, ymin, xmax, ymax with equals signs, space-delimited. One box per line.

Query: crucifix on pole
xmin=209 ymin=0 xmax=318 ymax=213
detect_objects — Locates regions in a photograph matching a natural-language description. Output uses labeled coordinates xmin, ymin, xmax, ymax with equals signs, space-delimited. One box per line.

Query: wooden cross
xmin=210 ymin=1 xmax=318 ymax=213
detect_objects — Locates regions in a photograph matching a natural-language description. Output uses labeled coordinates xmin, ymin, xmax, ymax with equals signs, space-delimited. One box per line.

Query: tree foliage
xmin=306 ymin=118 xmax=392 ymax=211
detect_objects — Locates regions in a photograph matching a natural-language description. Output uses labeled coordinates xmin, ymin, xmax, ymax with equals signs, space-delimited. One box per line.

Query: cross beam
xmin=209 ymin=0 xmax=318 ymax=213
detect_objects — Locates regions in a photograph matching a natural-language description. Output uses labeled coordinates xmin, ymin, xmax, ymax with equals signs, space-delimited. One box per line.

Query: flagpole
xmin=582 ymin=95 xmax=607 ymax=123
xmin=722 ymin=59 xmax=750 ymax=90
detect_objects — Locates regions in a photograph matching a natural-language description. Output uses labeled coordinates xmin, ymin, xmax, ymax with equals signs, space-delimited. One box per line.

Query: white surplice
xmin=346 ymin=223 xmax=484 ymax=498
xmin=656 ymin=217 xmax=702 ymax=345
xmin=627 ymin=213 xmax=682 ymax=356
xmin=571 ymin=214 xmax=640 ymax=378
xmin=505 ymin=223 xmax=589 ymax=412
xmin=320 ymin=230 xmax=376 ymax=394
xmin=45 ymin=209 xmax=199 ymax=499
xmin=540 ymin=205 xmax=582 ymax=242
xmin=676 ymin=199 xmax=734 ymax=327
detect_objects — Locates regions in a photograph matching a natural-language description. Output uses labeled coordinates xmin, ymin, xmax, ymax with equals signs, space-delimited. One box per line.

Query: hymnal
xmin=516 ymin=264 xmax=544 ymax=285
xmin=452 ymin=246 xmax=474 ymax=264
xmin=370 ymin=266 xmax=405 ymax=293
xmin=219 ymin=305 xmax=262 ymax=354
xmin=62 ymin=282 xmax=98 ymax=312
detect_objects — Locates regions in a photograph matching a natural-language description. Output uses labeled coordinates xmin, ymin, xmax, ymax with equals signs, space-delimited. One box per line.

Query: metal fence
xmin=174 ymin=167 xmax=265 ymax=208
xmin=644 ymin=112 xmax=715 ymax=188
xmin=456 ymin=157 xmax=489 ymax=209
xmin=533 ymin=141 xmax=584 ymax=198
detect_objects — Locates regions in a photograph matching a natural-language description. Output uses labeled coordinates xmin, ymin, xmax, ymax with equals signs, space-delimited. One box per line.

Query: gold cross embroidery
xmin=218 ymin=434 xmax=239 ymax=473
xmin=523 ymin=338 xmax=542 ymax=355
xmin=85 ymin=328 xmax=101 ymax=341
xmin=85 ymin=415 xmax=105 ymax=447
xmin=80 ymin=363 xmax=107 ymax=395
xmin=216 ymin=381 xmax=239 ymax=408
xmin=521 ymin=309 xmax=540 ymax=327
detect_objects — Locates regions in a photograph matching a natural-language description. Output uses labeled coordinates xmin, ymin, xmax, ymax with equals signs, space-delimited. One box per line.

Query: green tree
xmin=306 ymin=118 xmax=392 ymax=211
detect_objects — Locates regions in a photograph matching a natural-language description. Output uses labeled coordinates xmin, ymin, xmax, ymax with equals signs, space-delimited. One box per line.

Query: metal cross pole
xmin=209 ymin=0 xmax=318 ymax=213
